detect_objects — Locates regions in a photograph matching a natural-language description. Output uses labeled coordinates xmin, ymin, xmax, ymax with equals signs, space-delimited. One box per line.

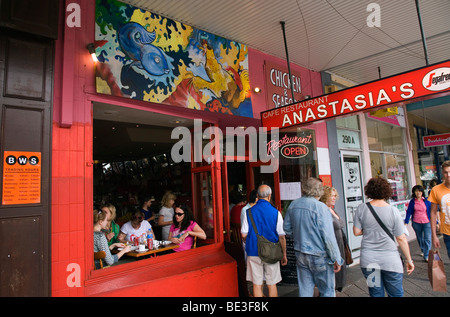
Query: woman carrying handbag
xmin=353 ymin=177 xmax=414 ymax=297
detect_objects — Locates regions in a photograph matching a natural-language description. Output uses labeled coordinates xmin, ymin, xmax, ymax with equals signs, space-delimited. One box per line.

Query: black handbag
xmin=248 ymin=208 xmax=283 ymax=264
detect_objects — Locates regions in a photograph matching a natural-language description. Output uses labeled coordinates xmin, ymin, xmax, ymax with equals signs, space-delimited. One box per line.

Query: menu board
xmin=2 ymin=151 xmax=41 ymax=205
xmin=280 ymin=236 xmax=297 ymax=285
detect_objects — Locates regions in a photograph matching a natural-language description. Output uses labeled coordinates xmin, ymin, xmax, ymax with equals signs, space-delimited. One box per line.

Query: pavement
xmin=276 ymin=235 xmax=450 ymax=297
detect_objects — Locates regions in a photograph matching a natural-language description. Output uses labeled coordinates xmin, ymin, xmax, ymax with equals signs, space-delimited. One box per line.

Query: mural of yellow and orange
xmin=95 ymin=0 xmax=252 ymax=117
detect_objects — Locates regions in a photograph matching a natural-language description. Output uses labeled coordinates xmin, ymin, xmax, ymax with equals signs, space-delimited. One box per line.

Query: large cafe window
xmin=366 ymin=117 xmax=410 ymax=202
xmin=91 ymin=104 xmax=218 ymax=271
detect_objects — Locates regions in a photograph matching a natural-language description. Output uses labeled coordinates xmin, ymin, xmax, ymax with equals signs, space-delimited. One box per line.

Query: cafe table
xmin=119 ymin=243 xmax=179 ymax=259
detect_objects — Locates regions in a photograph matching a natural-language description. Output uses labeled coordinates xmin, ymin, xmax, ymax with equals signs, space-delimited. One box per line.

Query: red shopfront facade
xmin=0 ymin=0 xmax=325 ymax=296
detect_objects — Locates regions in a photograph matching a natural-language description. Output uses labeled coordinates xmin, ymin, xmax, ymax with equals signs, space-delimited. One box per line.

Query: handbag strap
xmin=247 ymin=208 xmax=259 ymax=236
xmin=366 ymin=202 xmax=395 ymax=242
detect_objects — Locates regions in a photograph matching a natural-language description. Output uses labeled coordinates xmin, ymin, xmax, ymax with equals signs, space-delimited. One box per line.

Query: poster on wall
xmin=95 ymin=0 xmax=253 ymax=117
xmin=2 ymin=151 xmax=41 ymax=205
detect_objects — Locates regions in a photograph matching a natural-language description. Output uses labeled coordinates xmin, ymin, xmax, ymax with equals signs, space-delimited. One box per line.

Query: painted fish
xmin=118 ymin=22 xmax=170 ymax=76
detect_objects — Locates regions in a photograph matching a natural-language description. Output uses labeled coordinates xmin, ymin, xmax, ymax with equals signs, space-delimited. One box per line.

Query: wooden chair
xmin=94 ymin=251 xmax=106 ymax=269
xmin=192 ymin=236 xmax=197 ymax=249
xmin=231 ymin=223 xmax=242 ymax=245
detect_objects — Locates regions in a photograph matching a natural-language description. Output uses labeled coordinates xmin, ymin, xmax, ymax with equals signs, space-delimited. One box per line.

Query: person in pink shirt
xmin=169 ymin=203 xmax=206 ymax=252
xmin=404 ymin=185 xmax=431 ymax=261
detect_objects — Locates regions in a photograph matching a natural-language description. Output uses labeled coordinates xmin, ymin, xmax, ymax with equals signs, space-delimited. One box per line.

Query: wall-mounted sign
xmin=261 ymin=60 xmax=450 ymax=129
xmin=423 ymin=133 xmax=450 ymax=148
xmin=2 ymin=151 xmax=41 ymax=205
xmin=265 ymin=60 xmax=303 ymax=108
xmin=337 ymin=129 xmax=361 ymax=149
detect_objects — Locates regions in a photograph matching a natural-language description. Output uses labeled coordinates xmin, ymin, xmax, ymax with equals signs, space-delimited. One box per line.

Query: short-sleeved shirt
xmin=354 ymin=203 xmax=404 ymax=273
xmin=170 ymin=221 xmax=197 ymax=252
xmin=428 ymin=183 xmax=450 ymax=235
xmin=120 ymin=220 xmax=151 ymax=242
xmin=159 ymin=206 xmax=174 ymax=240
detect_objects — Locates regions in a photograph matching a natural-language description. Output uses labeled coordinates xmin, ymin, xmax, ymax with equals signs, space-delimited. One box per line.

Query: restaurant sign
xmin=265 ymin=60 xmax=303 ymax=108
xmin=267 ymin=132 xmax=314 ymax=163
xmin=261 ymin=60 xmax=450 ymax=129
xmin=423 ymin=133 xmax=450 ymax=148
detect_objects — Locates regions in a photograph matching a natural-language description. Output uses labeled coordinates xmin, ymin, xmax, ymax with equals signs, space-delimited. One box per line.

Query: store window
xmin=367 ymin=118 xmax=410 ymax=202
xmin=414 ymin=126 xmax=447 ymax=191
xmin=277 ymin=127 xmax=318 ymax=215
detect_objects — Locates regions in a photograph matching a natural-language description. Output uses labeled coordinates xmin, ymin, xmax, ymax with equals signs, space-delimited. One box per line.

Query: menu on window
xmin=2 ymin=151 xmax=41 ymax=205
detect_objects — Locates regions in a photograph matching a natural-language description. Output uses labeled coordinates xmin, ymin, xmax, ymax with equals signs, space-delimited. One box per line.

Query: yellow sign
xmin=370 ymin=107 xmax=398 ymax=117
xmin=2 ymin=151 xmax=41 ymax=205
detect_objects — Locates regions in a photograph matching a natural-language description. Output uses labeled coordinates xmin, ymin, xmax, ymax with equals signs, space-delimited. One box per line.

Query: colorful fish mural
xmin=95 ymin=0 xmax=253 ymax=117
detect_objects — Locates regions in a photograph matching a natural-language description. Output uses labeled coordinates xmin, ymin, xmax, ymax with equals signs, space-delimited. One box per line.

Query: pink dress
xmin=169 ymin=221 xmax=197 ymax=252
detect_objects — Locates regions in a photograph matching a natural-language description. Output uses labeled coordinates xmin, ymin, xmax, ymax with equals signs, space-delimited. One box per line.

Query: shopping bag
xmin=428 ymin=249 xmax=447 ymax=292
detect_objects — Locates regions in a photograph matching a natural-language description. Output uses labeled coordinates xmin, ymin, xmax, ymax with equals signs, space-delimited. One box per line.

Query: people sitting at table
xmin=101 ymin=203 xmax=120 ymax=246
xmin=168 ymin=203 xmax=206 ymax=252
xmin=140 ymin=196 xmax=156 ymax=225
xmin=118 ymin=210 xmax=155 ymax=243
xmin=94 ymin=209 xmax=131 ymax=268
xmin=158 ymin=191 xmax=176 ymax=240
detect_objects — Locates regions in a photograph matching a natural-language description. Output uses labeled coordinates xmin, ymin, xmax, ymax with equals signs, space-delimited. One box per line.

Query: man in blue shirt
xmin=241 ymin=184 xmax=287 ymax=297
xmin=284 ymin=177 xmax=343 ymax=297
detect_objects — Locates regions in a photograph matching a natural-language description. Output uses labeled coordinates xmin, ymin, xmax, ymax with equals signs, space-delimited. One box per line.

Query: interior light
xmin=254 ymin=87 xmax=261 ymax=93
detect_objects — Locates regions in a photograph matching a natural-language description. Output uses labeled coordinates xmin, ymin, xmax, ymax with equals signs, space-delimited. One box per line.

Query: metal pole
xmin=415 ymin=0 xmax=429 ymax=65
xmin=280 ymin=21 xmax=296 ymax=103
xmin=415 ymin=0 xmax=429 ymax=134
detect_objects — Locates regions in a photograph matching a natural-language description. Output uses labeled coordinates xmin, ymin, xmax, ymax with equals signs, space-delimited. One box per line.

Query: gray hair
xmin=302 ymin=177 xmax=324 ymax=198
xmin=257 ymin=184 xmax=272 ymax=199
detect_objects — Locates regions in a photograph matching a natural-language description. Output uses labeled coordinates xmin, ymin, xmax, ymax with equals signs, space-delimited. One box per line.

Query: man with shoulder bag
xmin=241 ymin=184 xmax=287 ymax=297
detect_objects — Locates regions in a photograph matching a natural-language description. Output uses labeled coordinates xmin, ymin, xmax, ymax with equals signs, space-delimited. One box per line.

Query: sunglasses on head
xmin=174 ymin=212 xmax=184 ymax=217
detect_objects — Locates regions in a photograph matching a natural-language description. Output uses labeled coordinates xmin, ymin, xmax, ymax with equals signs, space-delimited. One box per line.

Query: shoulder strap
xmin=366 ymin=202 xmax=395 ymax=242
xmin=247 ymin=208 xmax=259 ymax=236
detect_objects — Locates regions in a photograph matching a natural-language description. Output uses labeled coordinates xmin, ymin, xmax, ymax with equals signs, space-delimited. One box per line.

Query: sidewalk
xmin=277 ymin=235 xmax=450 ymax=297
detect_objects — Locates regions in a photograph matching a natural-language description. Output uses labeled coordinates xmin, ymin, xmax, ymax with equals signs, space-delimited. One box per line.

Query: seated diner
xmin=169 ymin=203 xmax=206 ymax=252
xmin=118 ymin=210 xmax=155 ymax=243
xmin=94 ymin=209 xmax=131 ymax=268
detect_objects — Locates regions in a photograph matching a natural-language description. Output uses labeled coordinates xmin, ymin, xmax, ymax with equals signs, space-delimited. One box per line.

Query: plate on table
xmin=136 ymin=248 xmax=148 ymax=252
xmin=118 ymin=245 xmax=138 ymax=251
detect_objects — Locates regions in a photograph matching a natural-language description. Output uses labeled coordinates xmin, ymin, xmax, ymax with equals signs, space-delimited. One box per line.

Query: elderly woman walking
xmin=353 ymin=177 xmax=414 ymax=297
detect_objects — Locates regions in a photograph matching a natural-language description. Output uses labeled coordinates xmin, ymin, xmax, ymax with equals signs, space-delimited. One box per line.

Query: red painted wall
xmin=50 ymin=0 xmax=238 ymax=297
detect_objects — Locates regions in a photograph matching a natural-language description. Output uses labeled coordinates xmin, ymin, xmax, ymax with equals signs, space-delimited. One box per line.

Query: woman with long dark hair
xmin=168 ymin=203 xmax=206 ymax=252
xmin=405 ymin=185 xmax=431 ymax=261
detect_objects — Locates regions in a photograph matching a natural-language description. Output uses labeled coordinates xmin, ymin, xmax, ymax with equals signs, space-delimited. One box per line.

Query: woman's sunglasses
xmin=132 ymin=216 xmax=143 ymax=221
xmin=174 ymin=212 xmax=184 ymax=217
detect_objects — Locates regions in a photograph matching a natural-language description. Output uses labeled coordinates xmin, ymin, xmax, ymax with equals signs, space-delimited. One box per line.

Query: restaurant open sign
xmin=261 ymin=60 xmax=450 ymax=129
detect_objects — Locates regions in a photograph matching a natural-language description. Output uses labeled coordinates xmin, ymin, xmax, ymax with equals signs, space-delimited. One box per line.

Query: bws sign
xmin=261 ymin=60 xmax=450 ymax=129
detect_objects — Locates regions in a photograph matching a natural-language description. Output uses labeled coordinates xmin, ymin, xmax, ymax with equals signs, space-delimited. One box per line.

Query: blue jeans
xmin=443 ymin=234 xmax=450 ymax=259
xmin=296 ymin=252 xmax=335 ymax=297
xmin=361 ymin=267 xmax=404 ymax=297
xmin=412 ymin=221 xmax=431 ymax=259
